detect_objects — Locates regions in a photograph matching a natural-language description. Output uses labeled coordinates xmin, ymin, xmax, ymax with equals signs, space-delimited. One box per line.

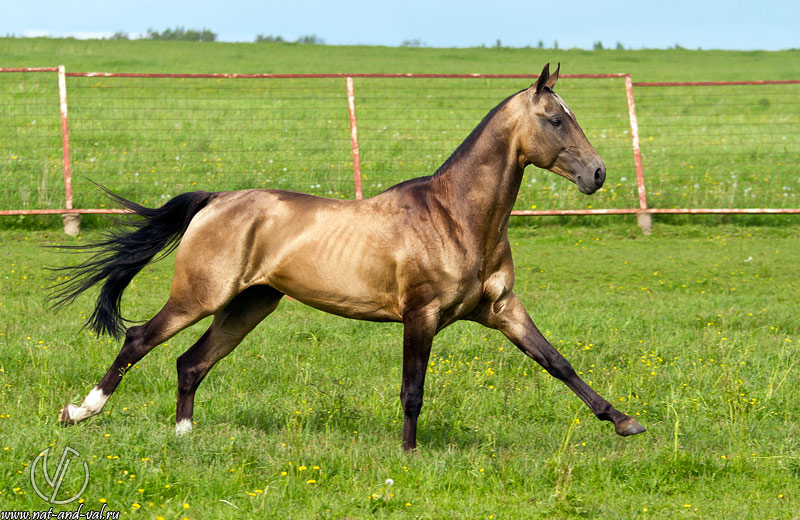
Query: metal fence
xmin=2 ymin=67 xmax=798 ymax=234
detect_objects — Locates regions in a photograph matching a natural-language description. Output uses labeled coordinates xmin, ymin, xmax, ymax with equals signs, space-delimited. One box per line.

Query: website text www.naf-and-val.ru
xmin=0 ymin=504 xmax=120 ymax=520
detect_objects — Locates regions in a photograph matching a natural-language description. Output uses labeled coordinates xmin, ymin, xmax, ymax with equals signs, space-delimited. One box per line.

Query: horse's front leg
xmin=400 ymin=309 xmax=437 ymax=451
xmin=476 ymin=293 xmax=645 ymax=436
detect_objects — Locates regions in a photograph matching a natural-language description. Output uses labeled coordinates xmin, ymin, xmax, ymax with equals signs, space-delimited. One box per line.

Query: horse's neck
xmin=432 ymin=110 xmax=524 ymax=237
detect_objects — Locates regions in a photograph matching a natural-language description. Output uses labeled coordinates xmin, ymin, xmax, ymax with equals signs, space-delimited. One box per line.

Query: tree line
xmin=14 ymin=28 xmax=694 ymax=50
xmin=109 ymin=28 xmax=325 ymax=45
xmin=111 ymin=27 xmax=217 ymax=42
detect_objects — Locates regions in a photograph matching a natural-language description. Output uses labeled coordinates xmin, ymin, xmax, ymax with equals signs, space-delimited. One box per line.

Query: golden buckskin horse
xmin=54 ymin=64 xmax=645 ymax=450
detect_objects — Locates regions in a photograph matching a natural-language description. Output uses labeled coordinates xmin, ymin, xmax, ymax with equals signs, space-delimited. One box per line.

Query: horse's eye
xmin=550 ymin=118 xmax=562 ymax=127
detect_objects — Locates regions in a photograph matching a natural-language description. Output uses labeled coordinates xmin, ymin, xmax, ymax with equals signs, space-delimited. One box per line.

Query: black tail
xmin=51 ymin=188 xmax=217 ymax=339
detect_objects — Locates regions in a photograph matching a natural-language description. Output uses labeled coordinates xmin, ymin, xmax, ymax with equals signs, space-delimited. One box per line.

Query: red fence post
xmin=624 ymin=74 xmax=651 ymax=234
xmin=346 ymin=77 xmax=364 ymax=200
xmin=58 ymin=65 xmax=80 ymax=236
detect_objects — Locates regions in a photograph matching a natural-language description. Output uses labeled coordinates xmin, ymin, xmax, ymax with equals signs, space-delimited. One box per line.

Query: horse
xmin=53 ymin=63 xmax=645 ymax=450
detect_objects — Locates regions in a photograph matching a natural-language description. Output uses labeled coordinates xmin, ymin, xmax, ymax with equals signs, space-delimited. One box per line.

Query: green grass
xmin=1 ymin=39 xmax=799 ymax=517
xmin=1 ymin=223 xmax=798 ymax=518
xmin=2 ymin=38 xmax=799 ymax=80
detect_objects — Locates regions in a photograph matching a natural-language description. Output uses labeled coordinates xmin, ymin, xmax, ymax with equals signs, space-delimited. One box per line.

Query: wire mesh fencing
xmin=635 ymin=82 xmax=800 ymax=211
xmin=0 ymin=69 xmax=64 ymax=212
xmin=65 ymin=75 xmax=355 ymax=209
xmin=1 ymin=68 xmax=798 ymax=233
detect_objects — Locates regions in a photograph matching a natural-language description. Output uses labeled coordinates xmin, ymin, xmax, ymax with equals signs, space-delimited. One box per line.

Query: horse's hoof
xmin=59 ymin=404 xmax=77 ymax=426
xmin=615 ymin=417 xmax=646 ymax=436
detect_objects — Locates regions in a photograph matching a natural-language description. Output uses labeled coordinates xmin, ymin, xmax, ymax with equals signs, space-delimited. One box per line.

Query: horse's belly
xmin=275 ymin=281 xmax=402 ymax=322
xmin=264 ymin=261 xmax=402 ymax=322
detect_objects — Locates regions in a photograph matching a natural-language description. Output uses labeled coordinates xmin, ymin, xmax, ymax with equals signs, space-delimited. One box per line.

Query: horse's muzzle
xmin=576 ymin=166 xmax=606 ymax=195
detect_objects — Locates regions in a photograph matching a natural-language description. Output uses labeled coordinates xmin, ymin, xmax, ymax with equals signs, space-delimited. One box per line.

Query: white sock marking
xmin=175 ymin=418 xmax=193 ymax=436
xmin=65 ymin=387 xmax=109 ymax=423
xmin=82 ymin=387 xmax=108 ymax=412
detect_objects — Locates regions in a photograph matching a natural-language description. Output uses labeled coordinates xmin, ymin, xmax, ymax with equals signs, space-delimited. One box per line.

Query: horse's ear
xmin=533 ymin=63 xmax=551 ymax=94
xmin=545 ymin=62 xmax=560 ymax=90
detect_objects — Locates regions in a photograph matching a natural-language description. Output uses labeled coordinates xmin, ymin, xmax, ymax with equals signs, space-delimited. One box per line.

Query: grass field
xmin=1 ymin=224 xmax=798 ymax=518
xmin=3 ymin=38 xmax=800 ymax=80
xmin=1 ymin=39 xmax=799 ymax=518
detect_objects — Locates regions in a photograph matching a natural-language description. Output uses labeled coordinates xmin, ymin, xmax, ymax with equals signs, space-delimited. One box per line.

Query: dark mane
xmin=433 ymin=89 xmax=524 ymax=176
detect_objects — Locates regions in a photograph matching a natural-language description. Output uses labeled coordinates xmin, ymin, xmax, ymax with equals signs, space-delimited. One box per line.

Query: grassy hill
xmin=2 ymin=37 xmax=799 ymax=80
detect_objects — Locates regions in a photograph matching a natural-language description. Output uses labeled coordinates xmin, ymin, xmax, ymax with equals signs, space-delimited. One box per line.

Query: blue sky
xmin=2 ymin=0 xmax=798 ymax=50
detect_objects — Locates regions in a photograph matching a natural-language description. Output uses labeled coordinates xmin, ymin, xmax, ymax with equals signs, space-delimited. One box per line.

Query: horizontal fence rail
xmin=1 ymin=68 xmax=798 ymax=234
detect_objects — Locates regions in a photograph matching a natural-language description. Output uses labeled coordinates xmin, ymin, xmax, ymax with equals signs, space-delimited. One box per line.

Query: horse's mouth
xmin=576 ymin=177 xmax=600 ymax=195
xmin=549 ymin=167 xmax=598 ymax=195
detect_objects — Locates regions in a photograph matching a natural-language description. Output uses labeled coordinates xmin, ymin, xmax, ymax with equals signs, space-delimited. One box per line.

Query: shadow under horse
xmin=54 ymin=63 xmax=645 ymax=450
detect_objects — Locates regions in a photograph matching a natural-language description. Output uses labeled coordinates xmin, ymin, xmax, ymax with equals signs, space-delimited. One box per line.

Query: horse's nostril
xmin=594 ymin=168 xmax=603 ymax=183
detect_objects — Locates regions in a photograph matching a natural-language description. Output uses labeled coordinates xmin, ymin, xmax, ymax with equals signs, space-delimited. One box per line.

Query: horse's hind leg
xmin=175 ymin=285 xmax=283 ymax=435
xmin=59 ymin=300 xmax=206 ymax=426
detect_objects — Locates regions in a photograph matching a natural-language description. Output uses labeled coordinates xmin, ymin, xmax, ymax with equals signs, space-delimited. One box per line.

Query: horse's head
xmin=516 ymin=63 xmax=606 ymax=195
